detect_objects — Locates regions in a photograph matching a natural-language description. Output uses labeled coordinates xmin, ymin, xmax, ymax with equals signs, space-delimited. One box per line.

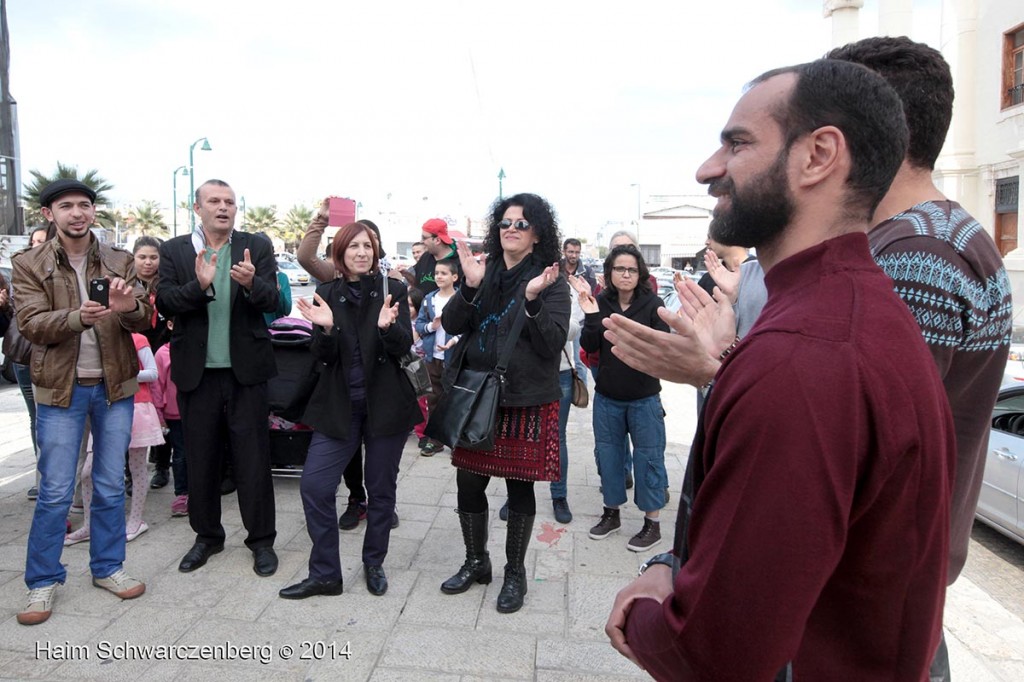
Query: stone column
xmin=935 ymin=0 xmax=981 ymax=219
xmin=823 ymin=0 xmax=864 ymax=48
xmin=878 ymin=0 xmax=914 ymax=37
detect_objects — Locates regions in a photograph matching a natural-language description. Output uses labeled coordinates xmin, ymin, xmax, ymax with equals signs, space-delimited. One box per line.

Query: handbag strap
xmin=561 ymin=347 xmax=580 ymax=380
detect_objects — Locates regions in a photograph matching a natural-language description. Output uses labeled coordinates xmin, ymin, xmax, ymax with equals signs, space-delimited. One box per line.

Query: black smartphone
xmin=89 ymin=278 xmax=109 ymax=307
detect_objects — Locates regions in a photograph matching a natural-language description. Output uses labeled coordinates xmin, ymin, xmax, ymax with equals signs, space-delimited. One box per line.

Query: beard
xmin=708 ymin=149 xmax=793 ymax=249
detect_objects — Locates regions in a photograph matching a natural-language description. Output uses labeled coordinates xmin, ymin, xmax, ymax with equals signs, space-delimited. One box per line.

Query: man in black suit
xmin=156 ymin=179 xmax=279 ymax=577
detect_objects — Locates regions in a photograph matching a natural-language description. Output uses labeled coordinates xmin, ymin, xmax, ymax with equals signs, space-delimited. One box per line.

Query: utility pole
xmin=0 ymin=0 xmax=23 ymax=236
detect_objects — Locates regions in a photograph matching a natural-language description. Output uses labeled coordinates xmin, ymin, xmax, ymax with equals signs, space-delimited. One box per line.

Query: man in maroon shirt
xmin=605 ymin=59 xmax=956 ymax=681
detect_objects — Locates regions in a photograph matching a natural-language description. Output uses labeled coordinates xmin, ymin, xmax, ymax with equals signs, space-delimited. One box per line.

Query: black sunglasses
xmin=498 ymin=219 xmax=531 ymax=232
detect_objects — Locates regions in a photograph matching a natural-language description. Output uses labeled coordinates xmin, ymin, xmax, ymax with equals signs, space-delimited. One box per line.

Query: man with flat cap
xmin=13 ymin=179 xmax=152 ymax=625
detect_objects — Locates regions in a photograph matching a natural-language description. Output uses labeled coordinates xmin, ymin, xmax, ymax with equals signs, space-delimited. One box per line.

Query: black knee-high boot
xmin=497 ymin=510 xmax=534 ymax=613
xmin=441 ymin=509 xmax=492 ymax=594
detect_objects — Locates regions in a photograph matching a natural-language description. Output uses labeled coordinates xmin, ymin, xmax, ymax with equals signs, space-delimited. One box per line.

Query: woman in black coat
xmin=438 ymin=193 xmax=570 ymax=614
xmin=279 ymin=223 xmax=420 ymax=600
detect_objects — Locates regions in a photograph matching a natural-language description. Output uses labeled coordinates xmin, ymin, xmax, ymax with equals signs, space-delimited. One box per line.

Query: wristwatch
xmin=638 ymin=552 xmax=674 ymax=576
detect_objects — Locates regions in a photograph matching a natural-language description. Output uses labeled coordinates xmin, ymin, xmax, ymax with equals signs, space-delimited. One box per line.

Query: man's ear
xmin=40 ymin=206 xmax=53 ymax=222
xmin=794 ymin=125 xmax=845 ymax=190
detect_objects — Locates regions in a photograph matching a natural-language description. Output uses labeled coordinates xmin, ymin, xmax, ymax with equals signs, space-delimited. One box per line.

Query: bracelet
xmin=718 ymin=336 xmax=740 ymax=361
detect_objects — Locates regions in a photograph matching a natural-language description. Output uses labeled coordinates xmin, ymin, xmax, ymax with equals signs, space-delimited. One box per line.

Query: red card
xmin=328 ymin=197 xmax=357 ymax=227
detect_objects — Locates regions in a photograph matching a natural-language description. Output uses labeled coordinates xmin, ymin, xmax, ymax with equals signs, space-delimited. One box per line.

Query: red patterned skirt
xmin=451 ymin=401 xmax=560 ymax=482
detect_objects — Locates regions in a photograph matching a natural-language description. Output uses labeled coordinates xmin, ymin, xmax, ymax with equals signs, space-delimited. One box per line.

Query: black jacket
xmin=301 ymin=274 xmax=421 ymax=440
xmin=156 ymin=231 xmax=279 ymax=393
xmin=442 ymin=267 xmax=570 ymax=408
xmin=581 ymin=288 xmax=667 ymax=401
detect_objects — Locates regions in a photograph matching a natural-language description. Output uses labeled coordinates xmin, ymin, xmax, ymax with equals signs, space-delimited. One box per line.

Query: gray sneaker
xmin=588 ymin=507 xmax=621 ymax=540
xmin=17 ymin=583 xmax=58 ymax=625
xmin=92 ymin=569 xmax=146 ymax=600
xmin=626 ymin=518 xmax=662 ymax=552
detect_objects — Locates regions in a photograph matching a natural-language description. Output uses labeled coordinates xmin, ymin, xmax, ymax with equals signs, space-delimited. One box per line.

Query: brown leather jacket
xmin=11 ymin=235 xmax=152 ymax=407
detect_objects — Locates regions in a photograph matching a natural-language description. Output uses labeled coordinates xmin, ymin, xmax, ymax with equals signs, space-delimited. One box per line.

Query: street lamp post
xmin=630 ymin=182 xmax=641 ymax=245
xmin=498 ymin=167 xmax=506 ymax=199
xmin=188 ymin=137 xmax=212 ymax=231
xmin=172 ymin=165 xmax=188 ymax=237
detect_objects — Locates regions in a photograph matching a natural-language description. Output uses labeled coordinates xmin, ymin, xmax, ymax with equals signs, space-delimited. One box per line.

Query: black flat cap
xmin=39 ymin=179 xmax=97 ymax=208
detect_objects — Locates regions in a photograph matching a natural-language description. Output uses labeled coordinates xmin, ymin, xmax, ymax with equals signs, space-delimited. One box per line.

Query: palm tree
xmin=279 ymin=204 xmax=314 ymax=252
xmin=127 ymin=200 xmax=168 ymax=237
xmin=242 ymin=205 xmax=279 ymax=235
xmin=22 ymin=162 xmax=115 ymax=229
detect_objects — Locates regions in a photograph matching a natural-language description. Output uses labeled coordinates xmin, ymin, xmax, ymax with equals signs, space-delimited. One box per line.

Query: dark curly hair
xmin=602 ymin=244 xmax=651 ymax=301
xmin=827 ymin=36 xmax=952 ymax=171
xmin=482 ymin=193 xmax=561 ymax=266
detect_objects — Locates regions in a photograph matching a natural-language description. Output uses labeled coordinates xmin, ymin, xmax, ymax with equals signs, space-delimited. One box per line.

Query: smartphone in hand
xmin=89 ymin=278 xmax=109 ymax=307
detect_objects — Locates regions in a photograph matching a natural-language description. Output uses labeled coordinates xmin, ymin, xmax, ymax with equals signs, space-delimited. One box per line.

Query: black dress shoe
xmin=252 ymin=547 xmax=278 ymax=577
xmin=149 ymin=469 xmax=169 ymax=489
xmin=178 ymin=542 xmax=224 ymax=572
xmin=278 ymin=577 xmax=343 ymax=600
xmin=364 ymin=564 xmax=388 ymax=595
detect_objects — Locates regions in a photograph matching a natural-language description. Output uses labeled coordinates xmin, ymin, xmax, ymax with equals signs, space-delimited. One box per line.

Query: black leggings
xmin=457 ymin=469 xmax=535 ymax=516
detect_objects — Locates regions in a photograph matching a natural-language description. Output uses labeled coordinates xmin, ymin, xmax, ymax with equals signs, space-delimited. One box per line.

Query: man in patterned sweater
xmin=829 ymin=36 xmax=1013 ymax=681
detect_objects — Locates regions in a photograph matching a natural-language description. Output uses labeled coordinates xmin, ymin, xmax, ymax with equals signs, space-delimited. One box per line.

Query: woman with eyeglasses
xmin=439 ymin=193 xmax=570 ymax=614
xmin=573 ymin=244 xmax=670 ymax=553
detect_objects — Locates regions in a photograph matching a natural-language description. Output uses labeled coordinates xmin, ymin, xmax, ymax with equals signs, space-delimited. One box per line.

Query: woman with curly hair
xmin=438 ymin=193 xmax=570 ymax=613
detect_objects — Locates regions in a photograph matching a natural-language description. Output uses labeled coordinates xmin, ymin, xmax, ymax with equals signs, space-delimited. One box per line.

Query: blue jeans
xmin=591 ymin=364 xmax=633 ymax=479
xmin=593 ymin=393 xmax=667 ymax=512
xmin=27 ymin=385 xmax=134 ymax=587
xmin=550 ymin=370 xmax=573 ymax=499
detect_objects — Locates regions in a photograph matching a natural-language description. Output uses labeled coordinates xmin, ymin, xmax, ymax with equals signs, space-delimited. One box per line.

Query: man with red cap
xmin=413 ymin=218 xmax=458 ymax=295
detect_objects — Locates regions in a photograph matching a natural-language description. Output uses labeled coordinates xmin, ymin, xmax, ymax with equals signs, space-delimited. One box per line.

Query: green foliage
xmin=22 ymin=161 xmax=115 ymax=229
xmin=242 ymin=205 xmax=279 ymax=234
xmin=126 ymin=200 xmax=168 ymax=237
xmin=279 ymin=204 xmax=314 ymax=252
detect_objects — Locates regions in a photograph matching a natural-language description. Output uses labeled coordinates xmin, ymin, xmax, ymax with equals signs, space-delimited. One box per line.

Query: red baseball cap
xmin=421 ymin=218 xmax=453 ymax=245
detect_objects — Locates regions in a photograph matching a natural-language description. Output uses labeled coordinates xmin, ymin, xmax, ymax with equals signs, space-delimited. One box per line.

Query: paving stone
xmin=379 ymin=624 xmax=535 ymax=678
xmin=536 ymin=638 xmax=648 ymax=678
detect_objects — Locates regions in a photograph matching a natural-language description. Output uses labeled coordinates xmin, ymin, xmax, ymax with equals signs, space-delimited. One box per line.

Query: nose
xmin=696 ymin=147 xmax=726 ymax=186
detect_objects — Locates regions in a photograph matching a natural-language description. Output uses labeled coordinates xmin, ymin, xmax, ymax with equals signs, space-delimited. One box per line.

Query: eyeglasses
xmin=498 ymin=219 xmax=531 ymax=232
xmin=420 ymin=234 xmax=435 ymax=241
xmin=611 ymin=266 xmax=639 ymax=276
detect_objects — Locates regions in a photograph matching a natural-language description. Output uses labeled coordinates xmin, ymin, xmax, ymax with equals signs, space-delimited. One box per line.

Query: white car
xmin=978 ymin=383 xmax=1024 ymax=547
xmin=277 ymin=260 xmax=310 ymax=287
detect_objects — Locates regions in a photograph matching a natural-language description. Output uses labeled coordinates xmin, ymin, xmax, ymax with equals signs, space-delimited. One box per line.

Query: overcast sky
xmin=6 ymin=0 xmax=942 ymax=241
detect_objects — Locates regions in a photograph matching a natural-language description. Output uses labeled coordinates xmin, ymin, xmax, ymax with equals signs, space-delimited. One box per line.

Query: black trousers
xmin=178 ymin=369 xmax=276 ymax=549
xmin=300 ymin=403 xmax=405 ymax=580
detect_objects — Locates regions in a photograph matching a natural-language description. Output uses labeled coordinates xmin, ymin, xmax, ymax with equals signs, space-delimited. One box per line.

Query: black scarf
xmin=470 ymin=252 xmax=544 ymax=365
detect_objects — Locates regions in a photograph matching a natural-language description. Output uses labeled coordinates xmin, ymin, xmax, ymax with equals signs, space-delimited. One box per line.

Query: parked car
xmin=1004 ymin=344 xmax=1024 ymax=383
xmin=277 ymin=260 xmax=310 ymax=287
xmin=978 ymin=383 xmax=1024 ymax=546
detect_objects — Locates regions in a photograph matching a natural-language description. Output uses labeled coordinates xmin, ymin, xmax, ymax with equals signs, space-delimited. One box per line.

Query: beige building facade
xmin=826 ymin=0 xmax=1024 ymax=329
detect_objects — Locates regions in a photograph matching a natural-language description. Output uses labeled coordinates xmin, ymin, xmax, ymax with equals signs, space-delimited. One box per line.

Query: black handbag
xmin=382 ymin=273 xmax=432 ymax=397
xmin=400 ymin=351 xmax=432 ymax=397
xmin=425 ymin=298 xmax=527 ymax=451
